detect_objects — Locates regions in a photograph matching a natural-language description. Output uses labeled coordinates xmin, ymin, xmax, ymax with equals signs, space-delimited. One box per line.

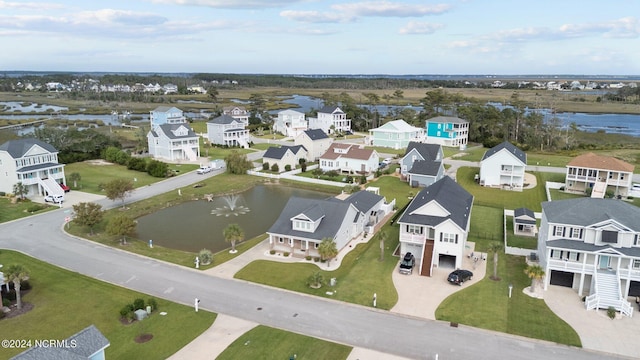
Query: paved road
xmin=0 ymin=171 xmax=628 ymax=360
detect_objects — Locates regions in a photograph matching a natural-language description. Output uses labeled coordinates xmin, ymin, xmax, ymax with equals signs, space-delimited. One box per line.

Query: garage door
xmin=550 ymin=270 xmax=574 ymax=287
xmin=404 ymin=243 xmax=423 ymax=260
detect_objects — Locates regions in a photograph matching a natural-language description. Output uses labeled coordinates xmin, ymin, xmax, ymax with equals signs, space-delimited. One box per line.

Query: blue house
xmin=425 ymin=116 xmax=469 ymax=149
xmin=400 ymin=142 xmax=444 ymax=187
xmin=149 ymin=106 xmax=186 ymax=127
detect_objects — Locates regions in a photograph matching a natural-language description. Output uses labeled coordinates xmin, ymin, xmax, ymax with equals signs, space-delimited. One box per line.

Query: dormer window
xmin=293 ymin=220 xmax=312 ymax=232
xmin=602 ymin=230 xmax=618 ymax=244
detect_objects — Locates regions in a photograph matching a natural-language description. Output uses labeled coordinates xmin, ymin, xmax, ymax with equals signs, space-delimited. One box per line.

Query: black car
xmin=399 ymin=252 xmax=415 ymax=275
xmin=447 ymin=269 xmax=473 ymax=285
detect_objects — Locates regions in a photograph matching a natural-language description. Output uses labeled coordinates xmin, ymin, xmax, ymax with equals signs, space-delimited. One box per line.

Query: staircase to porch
xmin=237 ymin=137 xmax=249 ymax=149
xmin=38 ymin=177 xmax=64 ymax=197
xmin=182 ymin=145 xmax=197 ymax=161
xmin=585 ymin=270 xmax=633 ymax=317
xmin=591 ymin=181 xmax=606 ymax=198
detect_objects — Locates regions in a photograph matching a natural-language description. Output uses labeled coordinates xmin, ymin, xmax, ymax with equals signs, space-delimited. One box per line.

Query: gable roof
xmin=408 ymin=160 xmax=442 ymax=176
xmin=342 ymin=190 xmax=384 ymax=213
xmin=208 ymin=114 xmax=242 ymax=125
xmin=542 ymin=198 xmax=640 ymax=231
xmin=404 ymin=141 xmax=441 ymax=161
xmin=567 ymin=152 xmax=634 ymax=172
xmin=0 ymin=138 xmax=58 ymax=158
xmin=152 ymin=105 xmax=181 ymax=113
xmin=318 ymin=105 xmax=344 ymax=114
xmin=398 ymin=176 xmax=473 ymax=229
xmin=155 ymin=124 xmax=197 ymax=139
xmin=426 ymin=116 xmax=468 ymax=124
xmin=12 ymin=325 xmax=110 ymax=360
xmin=263 ymin=145 xmax=306 ymax=160
xmin=320 ymin=143 xmax=375 ymax=161
xmin=268 ymin=197 xmax=355 ymax=241
xmin=481 ymin=141 xmax=526 ymax=164
xmin=371 ymin=119 xmax=420 ymax=133
xmin=303 ymin=129 xmax=329 ymax=140
xmin=514 ymin=207 xmax=536 ymax=224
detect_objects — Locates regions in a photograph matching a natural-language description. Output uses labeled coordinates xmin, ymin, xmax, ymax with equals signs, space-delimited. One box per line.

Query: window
xmin=633 ymin=259 xmax=640 ymax=269
xmin=406 ymin=225 xmax=422 ymax=234
xmin=550 ymin=249 xmax=563 ymax=259
xmin=634 ymin=234 xmax=639 ymax=246
xmin=570 ymin=228 xmax=583 ymax=239
xmin=314 ymin=243 xmax=319 ymax=249
xmin=602 ymin=230 xmax=618 ymax=244
xmin=278 ymin=237 xmax=284 ymax=243
xmin=440 ymin=233 xmax=457 ymax=244
xmin=568 ymin=252 xmax=580 ymax=261
xmin=554 ymin=226 xmax=564 ymax=237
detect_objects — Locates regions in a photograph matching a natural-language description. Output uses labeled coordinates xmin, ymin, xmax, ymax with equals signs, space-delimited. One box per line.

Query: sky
xmin=1 ymin=0 xmax=639 ymax=75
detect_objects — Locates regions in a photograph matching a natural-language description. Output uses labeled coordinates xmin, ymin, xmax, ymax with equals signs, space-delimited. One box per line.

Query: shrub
xmin=300 ymin=162 xmax=307 ymax=172
xmin=284 ymin=164 xmax=291 ymax=172
xmin=262 ymin=162 xmax=270 ymax=171
xmin=314 ymin=257 xmax=320 ymax=262
xmin=147 ymin=298 xmax=158 ymax=312
xmin=269 ymin=250 xmax=276 ymax=255
xmin=127 ymin=157 xmax=147 ymax=171
xmin=283 ymin=251 xmax=289 ymax=257
xmin=133 ymin=298 xmax=145 ymax=310
xmin=20 ymin=280 xmax=31 ymax=291
xmin=2 ymin=298 xmax=10 ymax=307
xmin=27 ymin=204 xmax=45 ymax=213
xmin=360 ymin=175 xmax=367 ymax=184
xmin=326 ymin=170 xmax=338 ymax=178
xmin=147 ymin=159 xmax=169 ymax=178
xmin=271 ymin=163 xmax=279 ymax=172
xmin=120 ymin=305 xmax=132 ymax=318
xmin=0 ymin=191 xmax=6 ymax=197
xmin=607 ymin=306 xmax=616 ymax=319
xmin=198 ymin=249 xmax=213 ymax=265
xmin=345 ymin=175 xmax=353 ymax=183
xmin=305 ymin=255 xmax=312 ymax=261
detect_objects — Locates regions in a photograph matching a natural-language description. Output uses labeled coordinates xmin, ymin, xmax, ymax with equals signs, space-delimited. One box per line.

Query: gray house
xmin=12 ymin=325 xmax=110 ymax=360
xmin=400 ymin=142 xmax=444 ymax=187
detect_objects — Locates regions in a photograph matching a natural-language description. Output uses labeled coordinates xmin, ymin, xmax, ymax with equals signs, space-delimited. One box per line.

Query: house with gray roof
xmin=147 ymin=123 xmax=200 ymax=162
xmin=400 ymin=141 xmax=444 ymax=187
xmin=307 ymin=106 xmax=351 ymax=135
xmin=262 ymin=145 xmax=307 ymax=172
xmin=12 ymin=324 xmax=110 ymax=360
xmin=330 ymin=190 xmax=388 ymax=234
xmin=514 ymin=207 xmax=537 ymax=237
xmin=397 ymin=176 xmax=474 ymax=276
xmin=294 ymin=129 xmax=332 ymax=161
xmin=267 ymin=197 xmax=361 ymax=258
xmin=149 ymin=106 xmax=185 ymax=127
xmin=207 ymin=114 xmax=250 ymax=148
xmin=425 ymin=116 xmax=469 ymax=148
xmin=538 ymin=198 xmax=640 ymax=317
xmin=479 ymin=141 xmax=527 ymax=191
xmin=0 ymin=138 xmax=66 ymax=198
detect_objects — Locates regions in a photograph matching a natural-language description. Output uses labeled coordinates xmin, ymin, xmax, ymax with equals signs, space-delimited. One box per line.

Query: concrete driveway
xmin=32 ymin=190 xmax=106 ymax=209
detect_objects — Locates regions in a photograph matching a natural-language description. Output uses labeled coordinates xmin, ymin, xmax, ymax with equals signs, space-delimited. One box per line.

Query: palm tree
xmin=524 ymin=264 xmax=545 ymax=293
xmin=487 ymin=241 xmax=504 ymax=281
xmin=377 ymin=230 xmax=388 ymax=262
xmin=223 ymin=224 xmax=244 ymax=253
xmin=6 ymin=265 xmax=30 ymax=310
xmin=317 ymin=238 xmax=338 ymax=268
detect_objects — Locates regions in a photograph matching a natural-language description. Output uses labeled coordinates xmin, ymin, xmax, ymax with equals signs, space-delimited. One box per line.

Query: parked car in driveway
xmin=399 ymin=252 xmax=415 ymax=275
xmin=447 ymin=269 xmax=473 ymax=285
xmin=44 ymin=194 xmax=64 ymax=204
xmin=59 ymin=183 xmax=70 ymax=192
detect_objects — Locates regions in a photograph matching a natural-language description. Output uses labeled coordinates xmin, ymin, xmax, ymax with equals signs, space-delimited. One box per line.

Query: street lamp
xmin=508 ymin=283 xmax=513 ymax=298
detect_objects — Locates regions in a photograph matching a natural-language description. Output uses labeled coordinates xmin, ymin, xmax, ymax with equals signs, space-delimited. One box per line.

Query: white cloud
xmin=399 ymin=21 xmax=443 ymax=35
xmin=0 ymin=1 xmax=63 ymax=10
xmin=148 ymin=0 xmax=302 ymax=9
xmin=331 ymin=1 xmax=452 ymax=17
xmin=280 ymin=10 xmax=355 ymax=23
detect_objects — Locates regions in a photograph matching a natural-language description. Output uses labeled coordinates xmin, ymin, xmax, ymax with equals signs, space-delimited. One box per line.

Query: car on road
xmin=399 ymin=252 xmax=415 ymax=275
xmin=447 ymin=269 xmax=473 ymax=285
xmin=59 ymin=183 xmax=70 ymax=192
xmin=44 ymin=194 xmax=64 ymax=204
xmin=196 ymin=165 xmax=212 ymax=174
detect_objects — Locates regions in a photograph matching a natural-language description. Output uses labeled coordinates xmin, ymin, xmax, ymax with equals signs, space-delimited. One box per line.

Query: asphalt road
xmin=0 ymin=168 xmax=629 ymax=360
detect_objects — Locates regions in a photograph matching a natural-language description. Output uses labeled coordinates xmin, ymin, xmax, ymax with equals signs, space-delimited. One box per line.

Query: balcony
xmin=548 ymin=259 xmax=595 ymax=273
xmin=400 ymin=233 xmax=427 ymax=245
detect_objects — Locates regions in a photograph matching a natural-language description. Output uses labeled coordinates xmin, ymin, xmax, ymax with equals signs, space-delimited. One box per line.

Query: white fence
xmin=503 ymin=209 xmax=541 ymax=257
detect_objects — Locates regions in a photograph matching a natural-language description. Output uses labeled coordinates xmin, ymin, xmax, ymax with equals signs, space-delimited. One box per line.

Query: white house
xmin=267 ymin=197 xmax=362 ymax=258
xmin=0 ymin=138 xmax=66 ymax=198
xmin=399 ymin=142 xmax=444 ymax=188
xmin=368 ymin=119 xmax=425 ymax=149
xmin=565 ymin=152 xmax=634 ymax=198
xmin=222 ymin=106 xmax=250 ymax=126
xmin=479 ymin=141 xmax=527 ymax=191
xmin=207 ymin=114 xmax=250 ymax=148
xmin=294 ymin=129 xmax=333 ymax=162
xmin=262 ymin=145 xmax=307 ymax=173
xmin=147 ymin=123 xmax=200 ymax=162
xmin=308 ymin=105 xmax=351 ymax=134
xmin=150 ymin=106 xmax=186 ymax=128
xmin=397 ymin=176 xmax=474 ymax=276
xmin=319 ymin=143 xmax=379 ymax=174
xmin=274 ymin=109 xmax=307 ymax=138
xmin=538 ymin=198 xmax=640 ymax=317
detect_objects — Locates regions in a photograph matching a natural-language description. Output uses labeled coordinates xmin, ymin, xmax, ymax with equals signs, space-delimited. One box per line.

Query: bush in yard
xmin=262 ymin=162 xmax=270 ymax=171
xmin=360 ymin=175 xmax=367 ymax=184
xmin=345 ymin=175 xmax=353 ymax=183
xmin=283 ymin=251 xmax=289 ymax=257
xmin=115 ymin=150 xmax=131 ymax=165
xmin=284 ymin=164 xmax=291 ymax=171
xmin=120 ymin=303 xmax=135 ymax=320
xmin=146 ymin=159 xmax=169 ymax=177
xmin=127 ymin=157 xmax=147 ymax=171
xmin=103 ymin=146 xmax=121 ymax=163
xmin=271 ymin=163 xmax=279 ymax=172
xmin=305 ymin=255 xmax=312 ymax=261
xmin=147 ymin=298 xmax=158 ymax=312
xmin=269 ymin=250 xmax=276 ymax=255
xmin=27 ymin=204 xmax=45 ymax=213
xmin=326 ymin=170 xmax=338 ymax=178
xmin=607 ymin=306 xmax=616 ymax=319
xmin=133 ymin=298 xmax=145 ymax=310
xmin=198 ymin=249 xmax=213 ymax=265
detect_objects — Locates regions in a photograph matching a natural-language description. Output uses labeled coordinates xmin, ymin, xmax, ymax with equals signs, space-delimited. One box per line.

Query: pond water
xmin=134 ymin=184 xmax=331 ymax=253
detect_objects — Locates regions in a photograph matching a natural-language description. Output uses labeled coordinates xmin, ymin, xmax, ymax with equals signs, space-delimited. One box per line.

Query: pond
xmin=134 ymin=184 xmax=331 ymax=253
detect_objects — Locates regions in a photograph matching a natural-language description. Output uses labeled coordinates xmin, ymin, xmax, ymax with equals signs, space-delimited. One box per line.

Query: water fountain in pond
xmin=211 ymin=194 xmax=250 ymax=217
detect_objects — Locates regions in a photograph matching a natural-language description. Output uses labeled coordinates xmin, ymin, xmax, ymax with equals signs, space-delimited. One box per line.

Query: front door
xmin=599 ymin=255 xmax=610 ymax=269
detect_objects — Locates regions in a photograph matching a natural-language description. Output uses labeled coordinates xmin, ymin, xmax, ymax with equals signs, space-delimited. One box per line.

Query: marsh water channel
xmin=135 ymin=184 xmax=331 ymax=253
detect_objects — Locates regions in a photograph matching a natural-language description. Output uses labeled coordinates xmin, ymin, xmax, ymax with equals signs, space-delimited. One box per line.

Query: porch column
xmin=578 ymin=253 xmax=588 ymax=296
xmin=624 ymin=258 xmax=632 ymax=298
xmin=544 ymin=248 xmax=551 ymax=291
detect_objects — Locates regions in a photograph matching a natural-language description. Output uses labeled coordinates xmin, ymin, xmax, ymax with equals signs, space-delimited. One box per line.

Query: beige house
xmin=262 ymin=145 xmax=307 ymax=172
xmin=565 ymin=153 xmax=634 ymax=198
xmin=294 ymin=129 xmax=333 ymax=162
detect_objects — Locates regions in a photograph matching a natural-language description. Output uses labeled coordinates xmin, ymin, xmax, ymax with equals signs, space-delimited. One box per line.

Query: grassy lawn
xmin=63 ymin=161 xmax=199 ymax=195
xmin=217 ymin=325 xmax=351 ymax=360
xmin=550 ymin=189 xmax=585 ymax=201
xmin=468 ymin=205 xmax=504 ymax=252
xmin=505 ymin=216 xmax=538 ymax=249
xmin=200 ymin=145 xmax=255 ymax=160
xmin=0 ymin=250 xmax=216 ymax=359
xmin=0 ymin=198 xmax=56 ymax=223
xmin=250 ymin=143 xmax=275 ymax=150
xmin=364 ymin=146 xmax=405 ymax=156
xmin=436 ymin=254 xmax=581 ymax=347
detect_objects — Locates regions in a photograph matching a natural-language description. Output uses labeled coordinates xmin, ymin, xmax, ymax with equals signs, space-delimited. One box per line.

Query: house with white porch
xmin=399 ymin=142 xmax=444 ymax=187
xmin=397 ymin=176 xmax=474 ymax=277
xmin=319 ymin=143 xmax=378 ymax=174
xmin=479 ymin=141 xmax=527 ymax=191
xmin=222 ymin=106 xmax=250 ymax=126
xmin=207 ymin=114 xmax=250 ymax=148
xmin=294 ymin=129 xmax=333 ymax=162
xmin=368 ymin=119 xmax=425 ymax=149
xmin=262 ymin=145 xmax=307 ymax=172
xmin=308 ymin=106 xmax=351 ymax=134
xmin=150 ymin=106 xmax=186 ymax=127
xmin=147 ymin=123 xmax=200 ymax=162
xmin=267 ymin=197 xmax=362 ymax=258
xmin=565 ymin=152 xmax=634 ymax=198
xmin=514 ymin=207 xmax=537 ymax=237
xmin=425 ymin=116 xmax=469 ymax=149
xmin=538 ymin=198 xmax=640 ymax=317
xmin=0 ymin=138 xmax=66 ymax=198
xmin=274 ymin=109 xmax=307 ymax=138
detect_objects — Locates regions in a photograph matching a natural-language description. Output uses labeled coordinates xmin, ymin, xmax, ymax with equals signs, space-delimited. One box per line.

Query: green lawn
xmin=364 ymin=146 xmax=405 ymax=156
xmin=550 ymin=189 xmax=585 ymax=201
xmin=0 ymin=250 xmax=216 ymax=359
xmin=505 ymin=216 xmax=538 ymax=249
xmin=436 ymin=254 xmax=581 ymax=347
xmin=217 ymin=325 xmax=351 ymax=360
xmin=468 ymin=205 xmax=504 ymax=252
xmin=0 ymin=198 xmax=56 ymax=223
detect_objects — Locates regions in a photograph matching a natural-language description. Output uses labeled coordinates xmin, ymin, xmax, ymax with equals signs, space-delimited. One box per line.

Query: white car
xmin=196 ymin=166 xmax=212 ymax=174
xmin=382 ymin=158 xmax=393 ymax=165
xmin=44 ymin=195 xmax=64 ymax=204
